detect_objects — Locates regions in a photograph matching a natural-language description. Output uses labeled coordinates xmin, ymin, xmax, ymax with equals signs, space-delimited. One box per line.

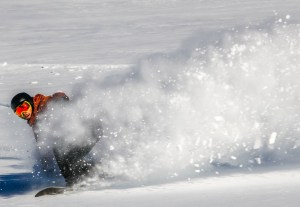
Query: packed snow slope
xmin=1 ymin=0 xmax=300 ymax=207
xmin=1 ymin=0 xmax=300 ymax=64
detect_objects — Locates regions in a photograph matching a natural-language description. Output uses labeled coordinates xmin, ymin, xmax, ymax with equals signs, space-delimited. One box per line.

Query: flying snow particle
xmin=255 ymin=157 xmax=262 ymax=165
xmin=230 ymin=156 xmax=237 ymax=160
xmin=177 ymin=145 xmax=183 ymax=152
xmin=269 ymin=132 xmax=277 ymax=145
xmin=214 ymin=116 xmax=224 ymax=122
xmin=194 ymin=163 xmax=200 ymax=168
xmin=253 ymin=139 xmax=262 ymax=149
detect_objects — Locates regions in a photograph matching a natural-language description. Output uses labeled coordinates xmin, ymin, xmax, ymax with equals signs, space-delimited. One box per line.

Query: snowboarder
xmin=10 ymin=92 xmax=102 ymax=187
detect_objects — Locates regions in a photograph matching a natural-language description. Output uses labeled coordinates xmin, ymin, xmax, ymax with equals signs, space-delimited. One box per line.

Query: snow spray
xmin=38 ymin=19 xmax=300 ymax=186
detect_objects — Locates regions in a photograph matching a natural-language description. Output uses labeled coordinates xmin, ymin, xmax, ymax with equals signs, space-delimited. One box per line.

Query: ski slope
xmin=1 ymin=0 xmax=300 ymax=206
xmin=4 ymin=167 xmax=300 ymax=207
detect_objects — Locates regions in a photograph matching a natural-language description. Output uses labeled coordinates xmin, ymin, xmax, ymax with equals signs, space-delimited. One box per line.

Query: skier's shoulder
xmin=32 ymin=94 xmax=50 ymax=108
xmin=33 ymin=92 xmax=69 ymax=103
xmin=33 ymin=93 xmax=47 ymax=101
xmin=28 ymin=92 xmax=69 ymax=127
xmin=32 ymin=92 xmax=69 ymax=112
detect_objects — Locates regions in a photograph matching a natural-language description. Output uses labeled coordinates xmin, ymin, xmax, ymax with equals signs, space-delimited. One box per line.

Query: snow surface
xmin=1 ymin=0 xmax=300 ymax=206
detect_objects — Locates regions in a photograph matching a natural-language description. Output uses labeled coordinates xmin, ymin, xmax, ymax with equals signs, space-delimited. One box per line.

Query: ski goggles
xmin=15 ymin=101 xmax=32 ymax=118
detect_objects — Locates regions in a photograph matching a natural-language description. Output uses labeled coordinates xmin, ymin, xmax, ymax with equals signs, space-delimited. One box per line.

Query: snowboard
xmin=35 ymin=186 xmax=72 ymax=197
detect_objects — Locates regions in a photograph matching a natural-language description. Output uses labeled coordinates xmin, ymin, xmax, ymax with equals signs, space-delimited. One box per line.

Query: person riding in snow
xmin=11 ymin=92 xmax=101 ymax=187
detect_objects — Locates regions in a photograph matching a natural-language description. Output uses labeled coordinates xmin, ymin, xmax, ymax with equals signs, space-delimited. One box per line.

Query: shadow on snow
xmin=0 ymin=172 xmax=65 ymax=197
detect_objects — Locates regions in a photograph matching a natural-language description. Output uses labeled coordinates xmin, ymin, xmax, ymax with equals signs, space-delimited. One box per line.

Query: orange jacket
xmin=28 ymin=92 xmax=69 ymax=127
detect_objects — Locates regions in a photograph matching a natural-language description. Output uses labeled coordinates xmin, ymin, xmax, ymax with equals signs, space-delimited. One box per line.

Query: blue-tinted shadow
xmin=0 ymin=173 xmax=65 ymax=197
xmin=0 ymin=173 xmax=38 ymax=197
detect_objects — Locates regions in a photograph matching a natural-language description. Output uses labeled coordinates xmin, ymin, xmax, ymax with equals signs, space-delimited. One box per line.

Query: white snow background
xmin=1 ymin=0 xmax=300 ymax=206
